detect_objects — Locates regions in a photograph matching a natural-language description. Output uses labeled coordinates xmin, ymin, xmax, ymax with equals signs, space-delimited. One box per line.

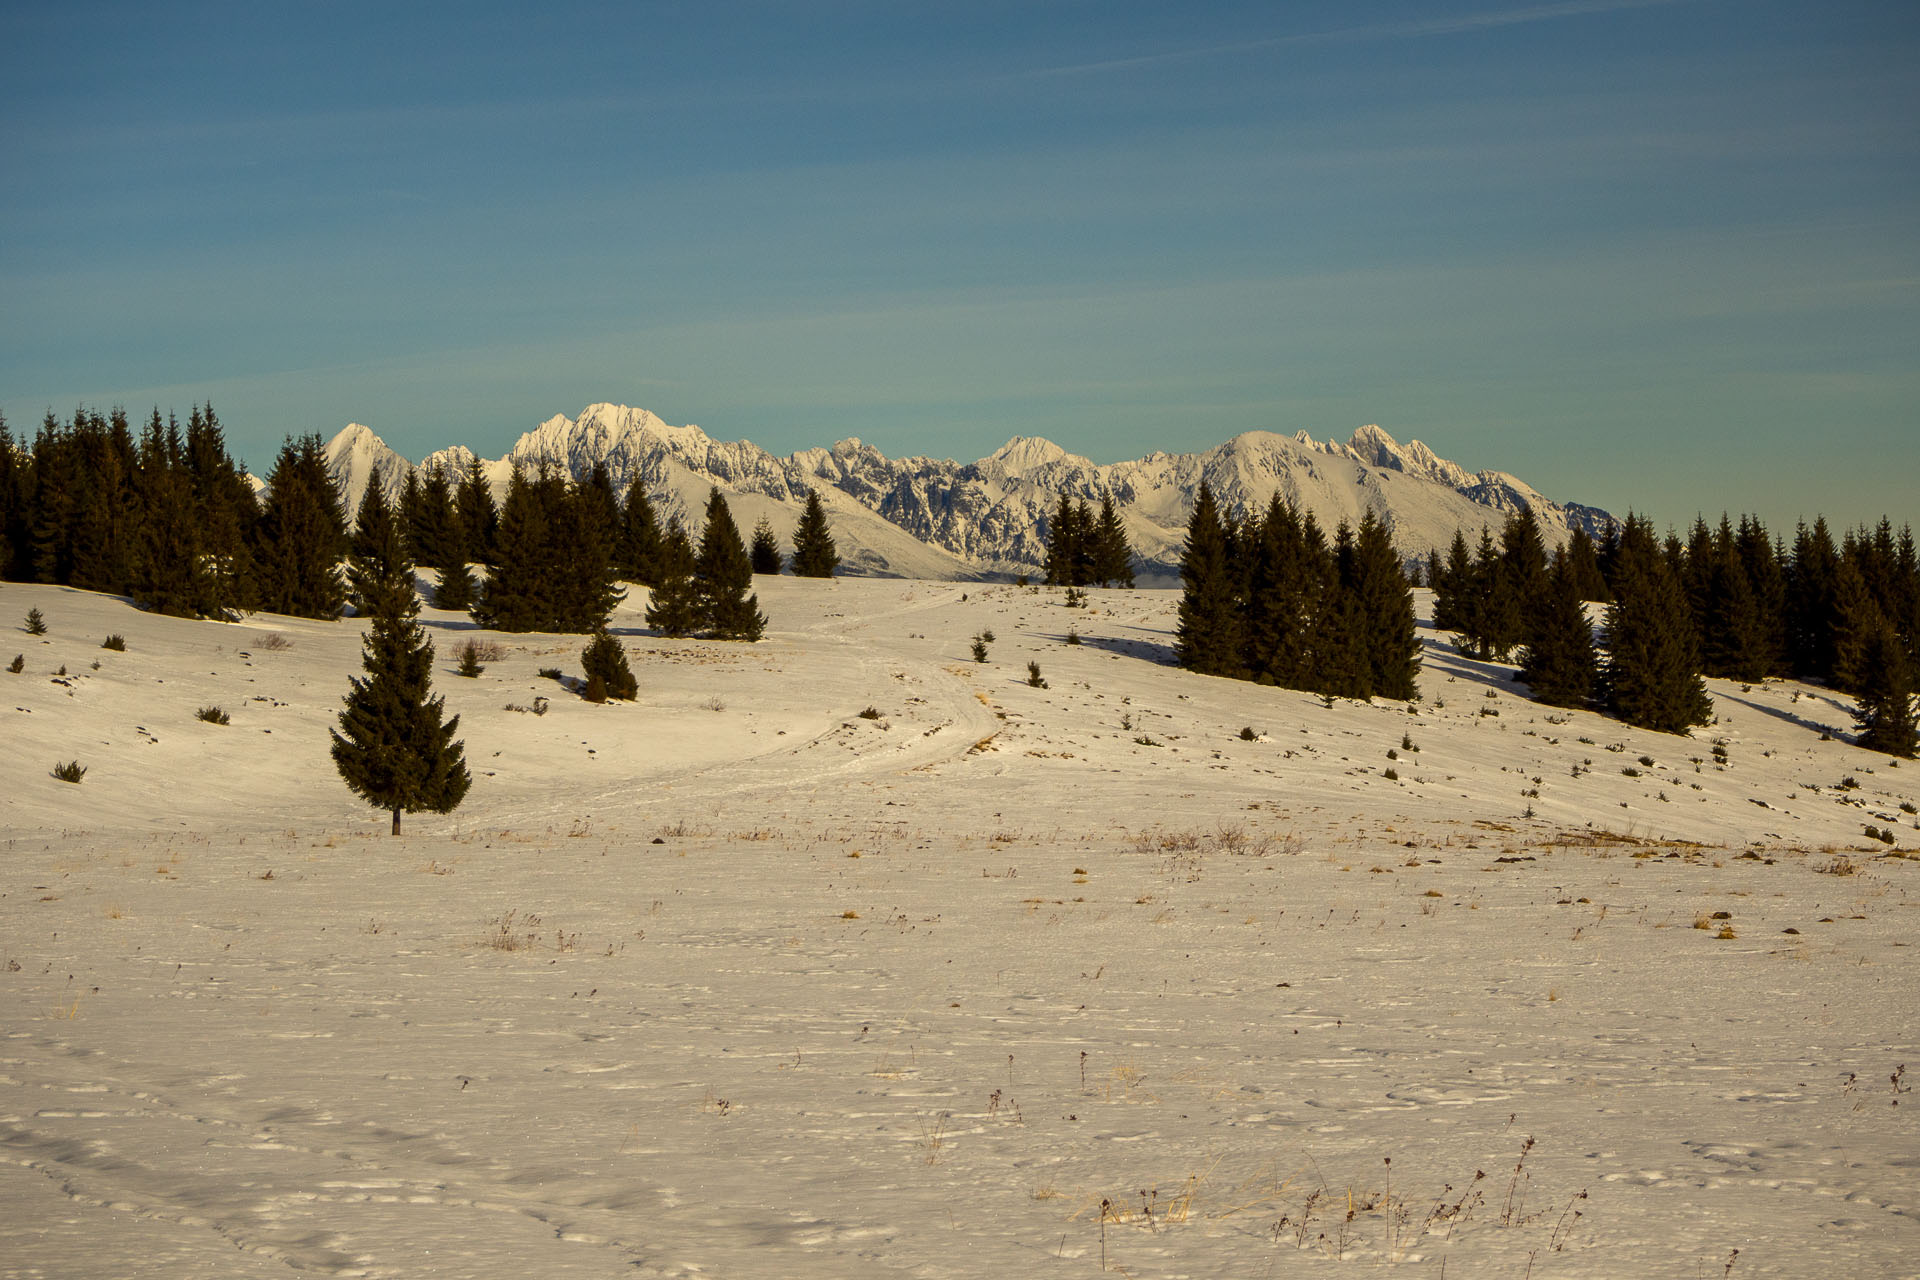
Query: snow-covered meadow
xmin=3 ymin=577 xmax=1916 ymax=1278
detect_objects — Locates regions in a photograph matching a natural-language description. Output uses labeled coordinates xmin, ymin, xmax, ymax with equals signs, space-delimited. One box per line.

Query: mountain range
xmin=322 ymin=403 xmax=1613 ymax=581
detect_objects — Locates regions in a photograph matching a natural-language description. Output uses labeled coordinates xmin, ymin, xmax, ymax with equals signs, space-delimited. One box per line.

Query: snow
xmin=8 ymin=580 xmax=1913 ymax=1278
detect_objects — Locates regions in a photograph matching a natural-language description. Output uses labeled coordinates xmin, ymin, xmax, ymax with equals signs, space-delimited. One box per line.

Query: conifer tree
xmin=432 ymin=547 xmax=475 ymax=612
xmin=749 ymin=517 xmax=783 ymax=575
xmin=1517 ymin=560 xmax=1597 ymax=708
xmin=1175 ymin=482 xmax=1240 ymax=676
xmin=472 ymin=466 xmax=558 ymax=631
xmin=183 ymin=403 xmax=258 ymax=618
xmin=694 ymin=489 xmax=765 ymax=641
xmin=616 ymin=476 xmax=665 ymax=585
xmin=1558 ymin=525 xmax=1610 ymax=602
xmin=455 ymin=464 xmax=499 ymax=567
xmin=0 ymin=412 xmax=21 ymax=581
xmin=330 ymin=546 xmax=470 ymax=836
xmin=348 ymin=468 xmax=415 ymax=618
xmin=1853 ymin=622 xmax=1919 ymax=758
xmin=644 ymin=526 xmax=702 ymax=638
xmin=554 ymin=471 xmax=624 ymax=632
xmin=1828 ymin=558 xmax=1886 ymax=696
xmin=1786 ymin=518 xmax=1841 ymax=681
xmin=660 ymin=516 xmax=696 ymax=581
xmin=581 ymin=626 xmax=639 ymax=701
xmin=408 ymin=463 xmax=460 ymax=570
xmin=1600 ymin=515 xmax=1713 ymax=734
xmin=1432 ymin=529 xmax=1474 ymax=634
xmin=1700 ymin=522 xmax=1768 ymax=683
xmin=1091 ymin=491 xmax=1134 ymax=588
xmin=1241 ymin=494 xmax=1317 ymax=688
xmin=1350 ymin=509 xmax=1420 ymax=701
xmin=1044 ymin=492 xmax=1084 ymax=587
xmin=788 ymin=489 xmax=839 ymax=578
xmin=255 ymin=434 xmax=347 ymax=619
xmin=131 ymin=408 xmax=208 ymax=618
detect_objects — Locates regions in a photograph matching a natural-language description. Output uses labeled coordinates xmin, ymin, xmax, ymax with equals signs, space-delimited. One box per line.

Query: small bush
xmin=6 ymin=655 xmax=21 ymax=674
xmin=257 ymin=632 xmax=292 ymax=651
xmin=1383 ymin=767 xmax=1399 ymax=781
xmin=971 ymin=635 xmax=989 ymax=663
xmin=1026 ymin=661 xmax=1047 ymax=688
xmin=1867 ymin=825 xmax=1895 ymax=845
xmin=1637 ymin=755 xmax=1654 ymax=767
xmin=1901 ymin=802 xmax=1917 ymax=815
xmin=196 ymin=706 xmax=230 ymax=725
xmin=1386 ymin=747 xmax=1399 ymax=760
xmin=455 ymin=639 xmax=486 ymax=677
xmin=1622 ymin=767 xmax=1641 ymax=778
xmin=1064 ymin=586 xmax=1087 ymax=608
xmin=1239 ymin=726 xmax=1259 ymax=741
xmin=24 ymin=608 xmax=47 ymax=635
xmin=538 ymin=666 xmax=564 ymax=681
xmin=981 ymin=629 xmax=996 ymax=644
xmin=858 ymin=706 xmax=883 ymax=720
xmin=1065 ymin=629 xmax=1082 ymax=645
xmin=1839 ymin=776 xmax=1859 ymax=790
xmin=101 ymin=634 xmax=125 ymax=651
xmin=1402 ymin=733 xmax=1417 ymax=751
xmin=52 ymin=760 xmax=86 ymax=783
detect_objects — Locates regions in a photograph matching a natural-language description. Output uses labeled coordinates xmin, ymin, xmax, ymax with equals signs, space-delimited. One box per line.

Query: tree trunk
xmin=391 ymin=807 xmax=402 ymax=836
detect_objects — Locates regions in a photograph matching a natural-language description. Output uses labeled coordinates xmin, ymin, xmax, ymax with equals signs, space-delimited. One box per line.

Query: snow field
xmin=2 ymin=577 xmax=1916 ymax=1278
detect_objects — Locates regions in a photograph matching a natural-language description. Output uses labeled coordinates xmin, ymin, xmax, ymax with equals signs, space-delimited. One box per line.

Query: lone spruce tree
xmin=788 ymin=490 xmax=839 ymax=578
xmin=330 ymin=499 xmax=470 ymax=835
xmin=581 ymin=626 xmax=639 ymax=702
xmin=749 ymin=517 xmax=783 ymax=575
xmin=694 ymin=489 xmax=765 ymax=641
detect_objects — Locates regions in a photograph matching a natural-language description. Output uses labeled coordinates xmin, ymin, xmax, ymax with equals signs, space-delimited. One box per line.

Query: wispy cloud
xmin=1028 ymin=0 xmax=1694 ymax=78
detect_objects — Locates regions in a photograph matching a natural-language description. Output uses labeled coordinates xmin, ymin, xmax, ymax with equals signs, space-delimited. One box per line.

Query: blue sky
xmin=3 ymin=0 xmax=1915 ymax=534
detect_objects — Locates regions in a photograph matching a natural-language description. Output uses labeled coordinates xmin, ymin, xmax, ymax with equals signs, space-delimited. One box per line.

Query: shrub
xmin=1026 ymin=661 xmax=1047 ymax=689
xmin=1065 ymin=629 xmax=1082 ymax=645
xmin=101 ymin=634 xmax=126 ymax=651
xmin=257 ymin=632 xmax=292 ymax=651
xmin=1239 ymin=726 xmax=1259 ymax=741
xmin=981 ymin=629 xmax=996 ymax=644
xmin=24 ymin=608 xmax=46 ymax=635
xmin=1901 ymin=802 xmax=1917 ymax=815
xmin=1383 ymin=767 xmax=1399 ymax=781
xmin=971 ymin=635 xmax=989 ymax=663
xmin=1622 ymin=767 xmax=1641 ymax=777
xmin=580 ymin=628 xmax=638 ymax=701
xmin=538 ymin=667 xmax=564 ymax=681
xmin=858 ymin=706 xmax=883 ymax=720
xmin=6 ymin=655 xmax=21 ymax=674
xmin=196 ymin=706 xmax=231 ymax=725
xmin=1638 ymin=755 xmax=1654 ymax=767
xmin=52 ymin=760 xmax=86 ymax=783
xmin=1386 ymin=747 xmax=1399 ymax=760
xmin=1839 ymin=776 xmax=1859 ymax=790
xmin=455 ymin=639 xmax=486 ymax=677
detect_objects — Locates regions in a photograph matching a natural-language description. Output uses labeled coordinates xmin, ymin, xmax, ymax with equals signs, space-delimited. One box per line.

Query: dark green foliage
xmin=1091 ymin=492 xmax=1135 ymax=588
xmin=255 ymin=434 xmax=348 ymax=619
xmin=1044 ymin=493 xmax=1089 ymax=587
xmin=1699 ymin=517 xmax=1769 ymax=682
xmin=433 ymin=556 xmax=475 ymax=612
xmin=1828 ymin=558 xmax=1886 ymax=696
xmin=1786 ymin=517 xmax=1841 ymax=682
xmin=617 ymin=477 xmax=666 ymax=585
xmin=1175 ymin=483 xmax=1240 ymax=676
xmin=1600 ymin=515 xmax=1713 ymax=734
xmin=749 ymin=517 xmax=783 ymax=575
xmin=196 ymin=705 xmax=230 ymax=725
xmin=1853 ymin=622 xmax=1918 ymax=757
xmin=407 ymin=463 xmax=461 ymax=570
xmin=971 ymin=634 xmax=989 ymax=662
xmin=1026 ymin=660 xmax=1047 ymax=688
xmin=581 ymin=627 xmax=638 ymax=700
xmin=788 ymin=489 xmax=839 ymax=578
xmin=53 ymin=760 xmax=87 ymax=783
xmin=24 ymin=607 xmax=46 ymax=635
xmin=473 ymin=464 xmax=623 ymax=633
xmin=455 ymin=465 xmax=499 ymax=567
xmin=693 ymin=489 xmax=765 ymax=641
xmin=1557 ymin=526 xmax=1610 ymax=602
xmin=1348 ymin=510 xmax=1421 ymax=701
xmin=645 ymin=517 xmax=703 ymax=637
xmin=1517 ymin=560 xmax=1598 ymax=708
xmin=348 ymin=469 xmax=415 ymax=619
xmin=330 ymin=564 xmax=471 ymax=835
xmin=1430 ymin=530 xmax=1474 ymax=635
xmin=8 ymin=654 xmax=22 ymax=672
xmin=101 ymin=633 xmax=125 ymax=651
xmin=455 ymin=640 xmax=484 ymax=678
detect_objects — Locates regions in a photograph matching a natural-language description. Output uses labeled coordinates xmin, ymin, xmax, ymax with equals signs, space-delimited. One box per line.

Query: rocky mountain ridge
xmin=324 ymin=404 xmax=1612 ymax=580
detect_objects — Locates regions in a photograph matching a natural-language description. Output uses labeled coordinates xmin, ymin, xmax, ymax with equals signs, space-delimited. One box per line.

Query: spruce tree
xmin=554 ymin=472 xmax=624 ymax=632
xmin=1853 ymin=622 xmax=1919 ymax=758
xmin=1044 ymin=492 xmax=1082 ymax=587
xmin=788 ymin=489 xmax=839 ymax=578
xmin=455 ymin=464 xmax=499 ymax=567
xmin=581 ymin=626 xmax=639 ymax=701
xmin=348 ymin=468 xmax=414 ymax=618
xmin=1350 ymin=509 xmax=1420 ymax=701
xmin=255 ymin=434 xmax=347 ymax=619
xmin=131 ymin=408 xmax=208 ymax=618
xmin=1828 ymin=559 xmax=1886 ymax=696
xmin=694 ymin=489 xmax=765 ymax=641
xmin=184 ymin=403 xmax=258 ymax=618
xmin=473 ymin=466 xmax=560 ymax=631
xmin=1091 ymin=491 xmax=1134 ymax=588
xmin=749 ymin=516 xmax=783 ymax=575
xmin=1517 ymin=560 xmax=1597 ymax=708
xmin=1174 ymin=482 xmax=1240 ymax=676
xmin=1558 ymin=525 xmax=1610 ymax=602
xmin=616 ymin=477 xmax=664 ymax=584
xmin=1432 ymin=529 xmax=1473 ymax=635
xmin=1600 ymin=515 xmax=1713 ymax=734
xmin=645 ymin=547 xmax=702 ymax=638
xmin=1241 ymin=494 xmax=1314 ymax=687
xmin=330 ymin=560 xmax=471 ymax=835
xmin=409 ymin=463 xmax=460 ymax=570
xmin=433 ymin=549 xmax=475 ymax=612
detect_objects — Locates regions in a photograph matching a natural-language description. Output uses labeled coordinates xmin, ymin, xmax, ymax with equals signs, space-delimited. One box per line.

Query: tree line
xmin=0 ymin=405 xmax=842 ymax=641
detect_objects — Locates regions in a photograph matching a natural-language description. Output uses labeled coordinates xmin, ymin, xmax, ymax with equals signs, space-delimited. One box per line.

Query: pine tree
xmin=433 ymin=551 xmax=475 ymax=612
xmin=408 ymin=463 xmax=460 ymax=571
xmin=131 ymin=408 xmax=208 ymax=618
xmin=554 ymin=472 xmax=624 ymax=632
xmin=694 ymin=489 xmax=765 ymax=641
xmin=1431 ymin=529 xmax=1474 ymax=635
xmin=1853 ymin=622 xmax=1919 ymax=758
xmin=1700 ymin=521 xmax=1768 ymax=683
xmin=581 ymin=626 xmax=639 ymax=701
xmin=455 ymin=464 xmax=499 ymax=567
xmin=330 ymin=543 xmax=470 ymax=835
xmin=1350 ymin=509 xmax=1420 ymax=701
xmin=1044 ymin=492 xmax=1083 ymax=587
xmin=749 ymin=516 xmax=783 ymax=575
xmin=1091 ymin=491 xmax=1134 ymax=588
xmin=1241 ymin=494 xmax=1316 ymax=688
xmin=184 ymin=403 xmax=257 ymax=618
xmin=1558 ymin=525 xmax=1610 ymax=602
xmin=1174 ymin=482 xmax=1240 ymax=676
xmin=348 ymin=468 xmax=415 ymax=618
xmin=1517 ymin=560 xmax=1597 ymax=708
xmin=788 ymin=489 xmax=839 ymax=578
xmin=1786 ymin=518 xmax=1841 ymax=681
xmin=644 ymin=546 xmax=702 ymax=638
xmin=1828 ymin=559 xmax=1886 ymax=695
xmin=1600 ymin=515 xmax=1713 ymax=734
xmin=473 ymin=466 xmax=561 ymax=631
xmin=617 ymin=477 xmax=666 ymax=585
xmin=255 ymin=434 xmax=347 ymax=619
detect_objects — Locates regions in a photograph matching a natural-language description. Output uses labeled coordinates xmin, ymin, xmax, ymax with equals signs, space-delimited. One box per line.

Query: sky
xmin=2 ymin=0 xmax=1915 ymax=535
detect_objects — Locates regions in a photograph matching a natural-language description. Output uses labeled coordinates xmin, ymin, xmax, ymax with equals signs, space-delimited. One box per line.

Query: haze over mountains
xmin=323 ymin=404 xmax=1613 ymax=580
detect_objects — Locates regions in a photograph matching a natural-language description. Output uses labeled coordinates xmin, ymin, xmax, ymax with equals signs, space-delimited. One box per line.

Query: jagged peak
xmin=983 ymin=435 xmax=1073 ymax=473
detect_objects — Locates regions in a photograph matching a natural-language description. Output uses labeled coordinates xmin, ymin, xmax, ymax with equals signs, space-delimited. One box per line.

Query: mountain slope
xmin=322 ymin=404 xmax=1611 ymax=579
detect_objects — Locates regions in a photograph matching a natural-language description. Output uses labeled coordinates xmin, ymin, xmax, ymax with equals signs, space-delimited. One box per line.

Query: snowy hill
xmin=320 ymin=405 xmax=1611 ymax=579
xmin=2 ymin=577 xmax=1915 ymax=1277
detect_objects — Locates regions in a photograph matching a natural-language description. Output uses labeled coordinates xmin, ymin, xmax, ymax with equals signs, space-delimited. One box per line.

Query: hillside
xmin=322 ymin=406 xmax=1612 ymax=580
xmin=1 ymin=578 xmax=1914 ymax=1277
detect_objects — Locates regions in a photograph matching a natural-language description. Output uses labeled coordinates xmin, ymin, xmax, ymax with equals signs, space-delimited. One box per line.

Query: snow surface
xmin=3 ymin=579 xmax=1916 ymax=1278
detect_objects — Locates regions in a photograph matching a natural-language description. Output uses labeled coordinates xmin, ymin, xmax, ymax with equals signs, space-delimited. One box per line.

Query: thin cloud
xmin=1028 ymin=0 xmax=1695 ymax=78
